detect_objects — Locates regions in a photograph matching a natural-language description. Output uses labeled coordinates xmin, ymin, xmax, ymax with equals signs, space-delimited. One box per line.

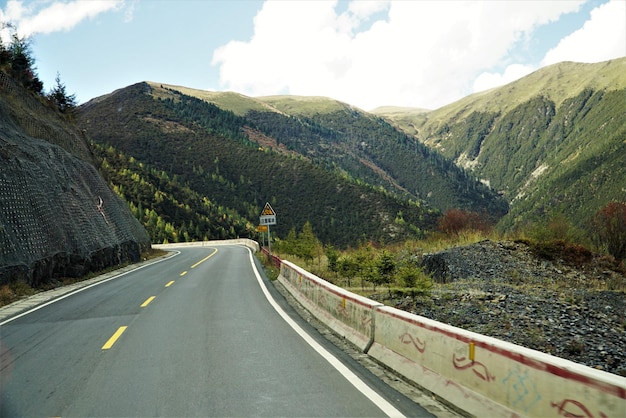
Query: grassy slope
xmin=431 ymin=58 xmax=625 ymax=119
xmin=387 ymin=58 xmax=626 ymax=140
xmin=147 ymin=82 xmax=277 ymax=116
xmin=256 ymin=95 xmax=353 ymax=116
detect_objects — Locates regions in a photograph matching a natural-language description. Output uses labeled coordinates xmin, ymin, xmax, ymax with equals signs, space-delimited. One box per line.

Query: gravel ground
xmin=374 ymin=240 xmax=626 ymax=376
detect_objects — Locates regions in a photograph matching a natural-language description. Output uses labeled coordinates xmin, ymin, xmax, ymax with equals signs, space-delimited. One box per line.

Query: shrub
xmin=438 ymin=208 xmax=491 ymax=236
xmin=396 ymin=264 xmax=433 ymax=295
xmin=590 ymin=202 xmax=626 ymax=261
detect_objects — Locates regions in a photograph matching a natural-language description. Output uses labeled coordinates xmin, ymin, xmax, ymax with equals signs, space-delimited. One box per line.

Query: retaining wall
xmin=278 ymin=259 xmax=626 ymax=417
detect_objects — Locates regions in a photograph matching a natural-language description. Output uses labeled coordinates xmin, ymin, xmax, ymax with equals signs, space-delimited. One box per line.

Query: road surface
xmin=0 ymin=245 xmax=435 ymax=417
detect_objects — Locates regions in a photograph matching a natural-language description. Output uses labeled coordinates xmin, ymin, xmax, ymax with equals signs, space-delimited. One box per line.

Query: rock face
xmin=0 ymin=72 xmax=150 ymax=286
xmin=390 ymin=240 xmax=626 ymax=376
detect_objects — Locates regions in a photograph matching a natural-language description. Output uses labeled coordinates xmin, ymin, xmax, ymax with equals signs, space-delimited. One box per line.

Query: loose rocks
xmin=384 ymin=240 xmax=626 ymax=376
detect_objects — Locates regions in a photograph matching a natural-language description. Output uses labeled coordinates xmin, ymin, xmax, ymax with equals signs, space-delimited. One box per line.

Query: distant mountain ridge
xmin=374 ymin=57 xmax=626 ymax=229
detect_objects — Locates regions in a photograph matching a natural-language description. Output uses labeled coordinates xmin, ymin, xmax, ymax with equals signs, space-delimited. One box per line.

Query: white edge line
xmin=0 ymin=250 xmax=181 ymax=326
xmin=245 ymin=247 xmax=406 ymax=418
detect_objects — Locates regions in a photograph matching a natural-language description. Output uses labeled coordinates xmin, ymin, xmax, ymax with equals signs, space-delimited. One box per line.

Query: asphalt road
xmin=0 ymin=245 xmax=435 ymax=417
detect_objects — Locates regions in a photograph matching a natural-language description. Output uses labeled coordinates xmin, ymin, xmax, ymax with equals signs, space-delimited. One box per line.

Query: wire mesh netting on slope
xmin=0 ymin=134 xmax=152 ymax=286
xmin=0 ymin=74 xmax=151 ymax=286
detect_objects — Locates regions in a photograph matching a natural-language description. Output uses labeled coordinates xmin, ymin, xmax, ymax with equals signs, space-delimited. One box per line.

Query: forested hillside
xmin=375 ymin=58 xmax=626 ymax=230
xmin=92 ymin=142 xmax=256 ymax=244
xmin=77 ymin=83 xmax=457 ymax=247
xmin=160 ymin=87 xmax=506 ymax=217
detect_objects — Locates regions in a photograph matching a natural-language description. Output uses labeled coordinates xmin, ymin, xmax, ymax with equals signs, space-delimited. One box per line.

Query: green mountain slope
xmin=77 ymin=83 xmax=449 ymax=247
xmin=158 ymin=85 xmax=507 ymax=217
xmin=92 ymin=142 xmax=256 ymax=244
xmin=375 ymin=57 xmax=626 ymax=229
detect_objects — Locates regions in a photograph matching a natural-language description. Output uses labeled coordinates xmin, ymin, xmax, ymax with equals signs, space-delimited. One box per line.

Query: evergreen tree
xmin=8 ymin=33 xmax=43 ymax=93
xmin=296 ymin=221 xmax=319 ymax=263
xmin=325 ymin=245 xmax=339 ymax=273
xmin=367 ymin=250 xmax=396 ymax=291
xmin=48 ymin=72 xmax=77 ymax=113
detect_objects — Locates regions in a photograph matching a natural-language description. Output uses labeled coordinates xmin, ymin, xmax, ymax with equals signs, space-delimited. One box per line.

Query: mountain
xmin=0 ymin=72 xmax=151 ymax=286
xmin=147 ymin=84 xmax=506 ymax=215
xmin=374 ymin=57 xmax=626 ymax=230
xmin=76 ymin=82 xmax=507 ymax=247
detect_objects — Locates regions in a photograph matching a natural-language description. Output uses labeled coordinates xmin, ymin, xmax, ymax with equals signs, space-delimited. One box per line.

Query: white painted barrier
xmin=278 ymin=260 xmax=382 ymax=352
xmin=153 ymin=238 xmax=259 ymax=252
xmin=278 ymin=260 xmax=626 ymax=417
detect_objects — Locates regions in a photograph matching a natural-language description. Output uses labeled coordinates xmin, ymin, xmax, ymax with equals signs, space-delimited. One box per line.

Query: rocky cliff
xmin=0 ymin=72 xmax=150 ymax=286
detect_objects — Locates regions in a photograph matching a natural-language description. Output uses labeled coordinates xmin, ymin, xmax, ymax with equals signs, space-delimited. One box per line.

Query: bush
xmin=438 ymin=208 xmax=491 ymax=235
xmin=590 ymin=202 xmax=626 ymax=261
xmin=396 ymin=264 xmax=433 ymax=295
xmin=521 ymin=213 xmax=586 ymax=244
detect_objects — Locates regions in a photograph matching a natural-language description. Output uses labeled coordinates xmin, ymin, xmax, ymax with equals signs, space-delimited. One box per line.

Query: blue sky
xmin=1 ymin=0 xmax=624 ymax=110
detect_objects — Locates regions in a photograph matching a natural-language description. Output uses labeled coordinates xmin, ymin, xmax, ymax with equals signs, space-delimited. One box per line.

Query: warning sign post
xmin=259 ymin=203 xmax=276 ymax=254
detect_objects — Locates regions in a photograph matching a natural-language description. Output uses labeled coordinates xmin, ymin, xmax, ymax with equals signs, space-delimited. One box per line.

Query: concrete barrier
xmin=277 ymin=260 xmax=626 ymax=417
xmin=278 ymin=260 xmax=382 ymax=351
xmin=370 ymin=306 xmax=626 ymax=417
xmin=153 ymin=238 xmax=259 ymax=252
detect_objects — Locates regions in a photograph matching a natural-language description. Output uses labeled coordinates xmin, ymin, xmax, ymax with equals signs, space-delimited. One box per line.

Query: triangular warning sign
xmin=261 ymin=202 xmax=276 ymax=216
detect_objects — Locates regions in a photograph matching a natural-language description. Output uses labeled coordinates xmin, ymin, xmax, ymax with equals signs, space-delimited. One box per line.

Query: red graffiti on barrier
xmin=361 ymin=316 xmax=371 ymax=328
xmin=399 ymin=332 xmax=426 ymax=353
xmin=452 ymin=353 xmax=496 ymax=382
xmin=551 ymin=399 xmax=608 ymax=418
xmin=444 ymin=380 xmax=472 ymax=399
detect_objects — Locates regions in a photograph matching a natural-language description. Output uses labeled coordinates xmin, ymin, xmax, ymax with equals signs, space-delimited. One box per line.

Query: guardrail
xmin=277 ymin=257 xmax=626 ymax=417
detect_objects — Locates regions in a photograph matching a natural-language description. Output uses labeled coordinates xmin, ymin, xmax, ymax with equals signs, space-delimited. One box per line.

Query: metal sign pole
xmin=268 ymin=225 xmax=271 ymax=256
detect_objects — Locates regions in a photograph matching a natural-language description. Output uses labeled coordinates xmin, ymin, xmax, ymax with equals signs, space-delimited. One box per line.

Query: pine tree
xmin=8 ymin=33 xmax=43 ymax=93
xmin=48 ymin=72 xmax=77 ymax=113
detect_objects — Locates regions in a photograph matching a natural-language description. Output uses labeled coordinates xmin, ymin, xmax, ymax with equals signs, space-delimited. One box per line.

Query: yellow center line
xmin=102 ymin=326 xmax=128 ymax=350
xmin=165 ymin=280 xmax=175 ymax=287
xmin=180 ymin=271 xmax=187 ymax=276
xmin=140 ymin=296 xmax=156 ymax=307
xmin=190 ymin=248 xmax=218 ymax=269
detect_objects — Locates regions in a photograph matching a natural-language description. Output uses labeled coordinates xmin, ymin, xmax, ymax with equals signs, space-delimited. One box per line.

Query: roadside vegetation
xmin=263 ymin=203 xmax=626 ymax=299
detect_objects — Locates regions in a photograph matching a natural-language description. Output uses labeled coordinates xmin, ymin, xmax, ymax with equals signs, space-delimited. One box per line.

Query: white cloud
xmin=471 ymin=0 xmax=626 ymax=95
xmin=473 ymin=64 xmax=536 ymax=93
xmin=542 ymin=0 xmax=626 ymax=65
xmin=0 ymin=0 xmax=124 ymax=38
xmin=212 ymin=0 xmax=592 ymax=110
